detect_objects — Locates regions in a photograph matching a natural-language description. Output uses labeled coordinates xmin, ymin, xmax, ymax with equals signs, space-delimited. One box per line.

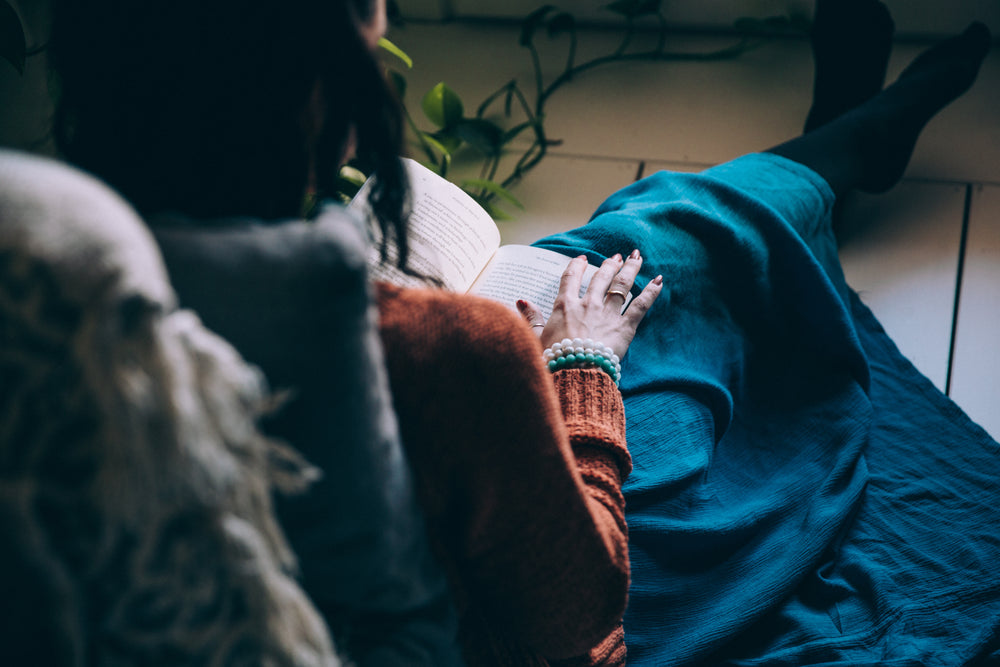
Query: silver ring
xmin=531 ymin=323 xmax=545 ymax=328
xmin=606 ymin=289 xmax=629 ymax=301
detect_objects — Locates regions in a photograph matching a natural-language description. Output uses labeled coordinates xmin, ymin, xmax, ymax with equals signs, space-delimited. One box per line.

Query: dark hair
xmin=49 ymin=0 xmax=409 ymax=262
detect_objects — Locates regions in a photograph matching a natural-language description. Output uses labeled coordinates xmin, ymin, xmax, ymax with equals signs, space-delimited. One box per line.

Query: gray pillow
xmin=151 ymin=206 xmax=453 ymax=623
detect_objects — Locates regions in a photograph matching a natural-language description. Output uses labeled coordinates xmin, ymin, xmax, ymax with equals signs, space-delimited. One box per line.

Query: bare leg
xmin=769 ymin=22 xmax=991 ymax=198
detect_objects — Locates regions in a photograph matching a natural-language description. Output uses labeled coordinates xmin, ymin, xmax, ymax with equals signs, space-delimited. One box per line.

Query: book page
xmin=468 ymin=245 xmax=631 ymax=320
xmin=350 ymin=158 xmax=501 ymax=292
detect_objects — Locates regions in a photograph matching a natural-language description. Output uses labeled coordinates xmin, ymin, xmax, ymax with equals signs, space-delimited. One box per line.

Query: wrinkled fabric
xmin=534 ymin=153 xmax=1000 ymax=666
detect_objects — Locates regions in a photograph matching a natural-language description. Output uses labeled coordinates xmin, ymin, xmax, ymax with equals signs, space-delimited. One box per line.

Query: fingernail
xmin=630 ymin=249 xmax=640 ymax=260
xmin=612 ymin=253 xmax=622 ymax=262
xmin=516 ymin=299 xmax=527 ymax=310
xmin=653 ymin=275 xmax=663 ymax=285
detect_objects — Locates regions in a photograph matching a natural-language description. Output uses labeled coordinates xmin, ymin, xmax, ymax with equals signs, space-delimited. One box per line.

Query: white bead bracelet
xmin=543 ymin=337 xmax=621 ymax=385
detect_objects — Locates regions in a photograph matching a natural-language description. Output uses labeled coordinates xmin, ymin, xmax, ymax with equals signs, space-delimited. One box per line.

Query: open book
xmin=349 ymin=158 xmax=630 ymax=320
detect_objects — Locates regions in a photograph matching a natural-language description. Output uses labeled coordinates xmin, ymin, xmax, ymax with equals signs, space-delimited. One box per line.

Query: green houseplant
xmin=366 ymin=0 xmax=809 ymax=219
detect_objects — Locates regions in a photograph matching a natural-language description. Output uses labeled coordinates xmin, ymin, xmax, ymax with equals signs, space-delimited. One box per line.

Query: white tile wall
xmin=950 ymin=184 xmax=1000 ymax=439
xmin=496 ymin=155 xmax=641 ymax=246
xmin=388 ymin=23 xmax=1000 ymax=183
xmin=839 ymin=183 xmax=968 ymax=392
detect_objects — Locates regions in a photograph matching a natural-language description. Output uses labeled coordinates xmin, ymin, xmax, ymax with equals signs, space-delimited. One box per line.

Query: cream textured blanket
xmin=0 ymin=150 xmax=339 ymax=665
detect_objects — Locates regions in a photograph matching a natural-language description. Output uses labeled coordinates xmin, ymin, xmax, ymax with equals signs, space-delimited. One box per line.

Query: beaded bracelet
xmin=543 ymin=338 xmax=621 ymax=385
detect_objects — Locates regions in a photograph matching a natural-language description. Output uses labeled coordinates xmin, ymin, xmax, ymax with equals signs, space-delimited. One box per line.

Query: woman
xmin=48 ymin=0 xmax=661 ymax=664
xmin=49 ymin=0 xmax=1000 ymax=664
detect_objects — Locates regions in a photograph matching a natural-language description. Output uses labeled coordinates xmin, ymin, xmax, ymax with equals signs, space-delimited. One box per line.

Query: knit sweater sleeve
xmin=376 ymin=283 xmax=630 ymax=662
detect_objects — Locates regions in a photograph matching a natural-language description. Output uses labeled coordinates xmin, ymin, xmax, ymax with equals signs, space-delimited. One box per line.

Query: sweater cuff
xmin=551 ymin=368 xmax=631 ymax=478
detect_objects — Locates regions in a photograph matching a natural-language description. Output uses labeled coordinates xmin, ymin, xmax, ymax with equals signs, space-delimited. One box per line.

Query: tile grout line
xmin=535 ymin=150 xmax=1000 ymax=188
xmin=945 ymin=183 xmax=974 ymax=397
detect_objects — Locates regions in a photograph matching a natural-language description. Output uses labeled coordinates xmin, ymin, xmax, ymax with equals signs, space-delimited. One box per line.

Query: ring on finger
xmin=531 ymin=323 xmax=546 ymax=328
xmin=606 ymin=289 xmax=629 ymax=301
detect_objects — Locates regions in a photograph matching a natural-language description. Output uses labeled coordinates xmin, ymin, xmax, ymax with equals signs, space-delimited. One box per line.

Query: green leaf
xmin=520 ymin=5 xmax=557 ymax=46
xmin=460 ymin=179 xmax=524 ymax=210
xmin=0 ymin=0 xmax=26 ymax=75
xmin=338 ymin=165 xmax=368 ymax=188
xmin=378 ymin=37 xmax=413 ymax=68
xmin=421 ymin=133 xmax=452 ymax=157
xmin=602 ymin=0 xmax=661 ymax=18
xmin=421 ymin=82 xmax=464 ymax=129
xmin=547 ymin=12 xmax=576 ymax=37
xmin=419 ymin=133 xmax=453 ymax=176
xmin=332 ymin=165 xmax=370 ymax=202
xmin=428 ymin=129 xmax=463 ymax=154
xmin=453 ymin=119 xmax=505 ymax=157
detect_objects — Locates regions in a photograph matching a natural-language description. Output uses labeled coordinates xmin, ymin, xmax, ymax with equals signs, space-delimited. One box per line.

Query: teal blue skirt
xmin=534 ymin=153 xmax=1000 ymax=666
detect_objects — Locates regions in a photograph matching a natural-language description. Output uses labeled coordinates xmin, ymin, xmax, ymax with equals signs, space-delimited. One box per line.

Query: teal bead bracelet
xmin=542 ymin=338 xmax=621 ymax=385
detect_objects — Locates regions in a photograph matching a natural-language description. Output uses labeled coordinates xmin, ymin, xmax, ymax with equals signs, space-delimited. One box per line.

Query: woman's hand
xmin=516 ymin=250 xmax=663 ymax=359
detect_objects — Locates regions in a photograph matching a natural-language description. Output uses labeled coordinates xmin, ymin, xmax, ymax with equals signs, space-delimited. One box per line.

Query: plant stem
xmin=502 ymin=82 xmax=549 ymax=189
xmin=500 ymin=35 xmax=757 ymax=192
xmin=564 ymin=25 xmax=578 ymax=79
xmin=476 ymin=80 xmax=516 ymax=118
xmin=527 ymin=41 xmax=546 ymax=106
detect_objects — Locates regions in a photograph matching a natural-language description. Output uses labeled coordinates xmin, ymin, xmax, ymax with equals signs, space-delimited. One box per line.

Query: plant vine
xmin=357 ymin=0 xmax=809 ymax=219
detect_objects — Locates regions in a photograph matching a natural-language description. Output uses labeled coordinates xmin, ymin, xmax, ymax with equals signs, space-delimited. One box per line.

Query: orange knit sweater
xmin=376 ymin=282 xmax=631 ymax=666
